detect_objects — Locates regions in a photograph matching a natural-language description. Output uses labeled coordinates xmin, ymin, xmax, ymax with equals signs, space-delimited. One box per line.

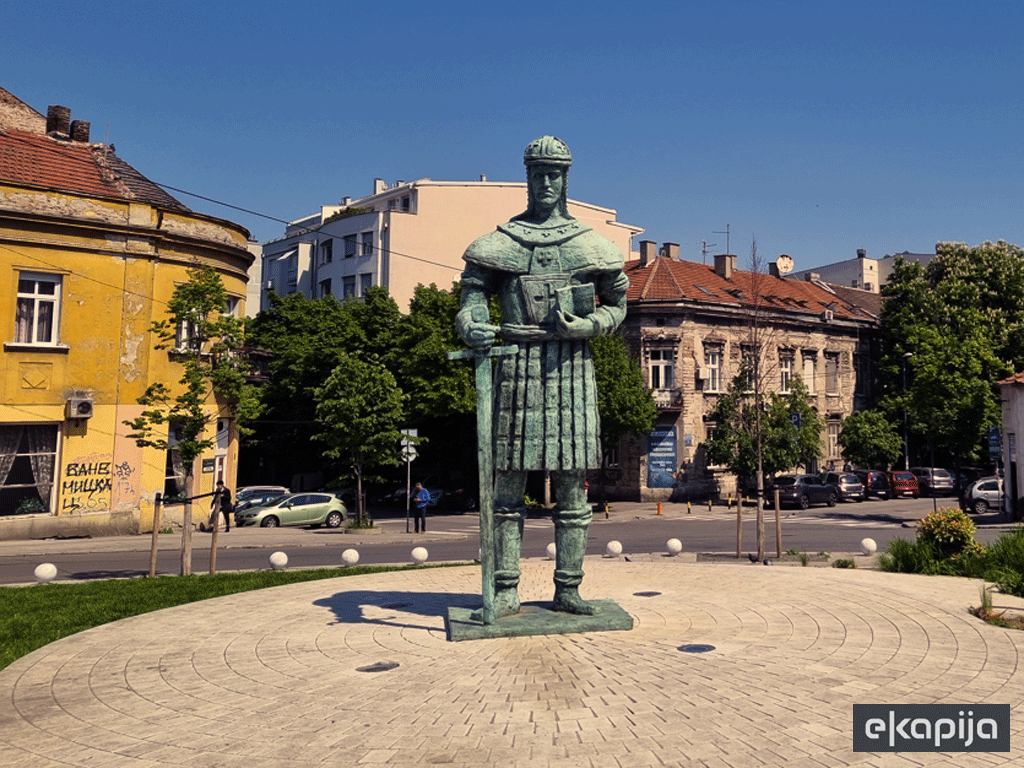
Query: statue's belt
xmin=497 ymin=324 xmax=567 ymax=342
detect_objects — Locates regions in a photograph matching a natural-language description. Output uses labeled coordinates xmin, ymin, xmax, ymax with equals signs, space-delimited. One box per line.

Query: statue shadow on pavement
xmin=313 ymin=589 xmax=480 ymax=632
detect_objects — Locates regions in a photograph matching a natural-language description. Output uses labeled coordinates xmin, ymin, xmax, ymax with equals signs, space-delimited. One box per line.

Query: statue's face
xmin=528 ymin=164 xmax=565 ymax=213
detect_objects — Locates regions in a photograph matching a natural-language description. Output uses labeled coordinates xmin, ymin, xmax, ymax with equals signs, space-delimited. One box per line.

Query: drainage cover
xmin=633 ymin=591 xmax=662 ymax=597
xmin=357 ymin=661 xmax=400 ymax=673
xmin=678 ymin=644 xmax=716 ymax=654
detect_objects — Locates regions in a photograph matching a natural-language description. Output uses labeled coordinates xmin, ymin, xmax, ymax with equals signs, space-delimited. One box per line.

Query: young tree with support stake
xmin=125 ymin=264 xmax=252 ymax=576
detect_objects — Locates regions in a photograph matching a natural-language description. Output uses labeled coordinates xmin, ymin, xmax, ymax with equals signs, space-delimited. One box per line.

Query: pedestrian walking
xmin=413 ymin=482 xmax=431 ymax=533
xmin=209 ymin=479 xmax=233 ymax=532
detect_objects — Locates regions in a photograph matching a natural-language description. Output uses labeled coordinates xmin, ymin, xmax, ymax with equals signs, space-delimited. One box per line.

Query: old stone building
xmin=608 ymin=242 xmax=882 ymax=501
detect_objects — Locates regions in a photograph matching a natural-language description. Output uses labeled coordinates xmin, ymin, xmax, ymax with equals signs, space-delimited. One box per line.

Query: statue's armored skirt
xmin=493 ymin=339 xmax=600 ymax=472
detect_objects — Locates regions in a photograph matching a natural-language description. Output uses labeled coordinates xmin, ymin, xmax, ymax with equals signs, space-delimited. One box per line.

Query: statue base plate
xmin=446 ymin=599 xmax=633 ymax=642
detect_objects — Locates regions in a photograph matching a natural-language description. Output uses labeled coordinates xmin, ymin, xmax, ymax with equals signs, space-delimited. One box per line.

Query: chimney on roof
xmin=70 ymin=119 xmax=90 ymax=142
xmin=479 ymin=174 xmax=487 ymax=182
xmin=639 ymin=240 xmax=656 ymax=267
xmin=805 ymin=272 xmax=820 ymax=282
xmin=714 ymin=254 xmax=736 ymax=280
xmin=857 ymin=248 xmax=866 ymax=259
xmin=46 ymin=105 xmax=71 ymax=139
xmin=374 ymin=178 xmax=387 ymax=194
xmin=769 ymin=262 xmax=780 ymax=278
xmin=340 ymin=196 xmax=351 ymax=206
xmin=662 ymin=242 xmax=680 ymax=260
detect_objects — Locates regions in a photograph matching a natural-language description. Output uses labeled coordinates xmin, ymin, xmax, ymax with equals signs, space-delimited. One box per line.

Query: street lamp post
xmin=903 ymin=352 xmax=913 ymax=471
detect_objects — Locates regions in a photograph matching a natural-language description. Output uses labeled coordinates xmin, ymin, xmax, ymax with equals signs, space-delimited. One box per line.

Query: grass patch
xmin=0 ymin=563 xmax=468 ymax=672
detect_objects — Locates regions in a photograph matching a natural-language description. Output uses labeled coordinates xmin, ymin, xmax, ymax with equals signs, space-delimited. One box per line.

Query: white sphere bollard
xmin=342 ymin=548 xmax=359 ymax=566
xmin=34 ymin=563 xmax=57 ymax=583
xmin=546 ymin=542 xmax=557 ymax=560
xmin=411 ymin=546 xmax=428 ymax=564
xmin=269 ymin=551 xmax=288 ymax=570
xmin=667 ymin=538 xmax=683 ymax=556
xmin=861 ymin=538 xmax=877 ymax=555
xmin=606 ymin=540 xmax=623 ymax=557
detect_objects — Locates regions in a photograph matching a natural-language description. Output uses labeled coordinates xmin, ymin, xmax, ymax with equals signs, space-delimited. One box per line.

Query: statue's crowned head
xmin=523 ymin=136 xmax=572 ymax=220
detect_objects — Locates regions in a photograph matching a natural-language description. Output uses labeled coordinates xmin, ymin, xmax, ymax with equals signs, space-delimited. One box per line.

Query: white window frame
xmin=361 ymin=231 xmax=374 ymax=257
xmin=648 ymin=348 xmax=674 ymax=391
xmin=14 ymin=272 xmax=62 ymax=347
xmin=827 ymin=421 xmax=840 ymax=458
xmin=779 ymin=354 xmax=793 ymax=393
xmin=343 ymin=276 xmax=356 ymax=299
xmin=704 ymin=346 xmax=722 ymax=393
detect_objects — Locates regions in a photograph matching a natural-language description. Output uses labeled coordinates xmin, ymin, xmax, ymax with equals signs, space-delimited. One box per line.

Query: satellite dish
xmin=776 ymin=255 xmax=793 ymax=274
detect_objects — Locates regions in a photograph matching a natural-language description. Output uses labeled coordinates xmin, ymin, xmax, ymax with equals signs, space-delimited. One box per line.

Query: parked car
xmin=822 ymin=472 xmax=865 ymax=502
xmin=853 ymin=470 xmax=890 ymax=500
xmin=910 ymin=467 xmax=955 ymax=497
xmin=234 ymin=485 xmax=289 ymax=511
xmin=964 ymin=477 xmax=1003 ymax=515
xmin=887 ymin=471 xmax=920 ymax=498
xmin=437 ymin=482 xmax=479 ymax=512
xmin=766 ymin=474 xmax=837 ymax=509
xmin=235 ymin=492 xmax=347 ymax=529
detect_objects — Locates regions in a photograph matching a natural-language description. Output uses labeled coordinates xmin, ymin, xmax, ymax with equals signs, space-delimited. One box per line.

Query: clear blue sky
xmin=3 ymin=1 xmax=1022 ymax=271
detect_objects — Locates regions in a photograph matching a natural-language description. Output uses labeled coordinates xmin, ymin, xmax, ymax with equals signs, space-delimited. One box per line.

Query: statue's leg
xmin=493 ymin=470 xmax=526 ymax=618
xmin=551 ymin=469 xmax=599 ymax=615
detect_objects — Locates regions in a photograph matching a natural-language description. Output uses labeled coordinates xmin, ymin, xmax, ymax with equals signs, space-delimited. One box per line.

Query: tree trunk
xmin=180 ymin=474 xmax=194 ymax=576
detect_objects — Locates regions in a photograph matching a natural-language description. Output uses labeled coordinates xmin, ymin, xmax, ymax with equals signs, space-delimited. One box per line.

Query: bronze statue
xmin=456 ymin=136 xmax=628 ymax=618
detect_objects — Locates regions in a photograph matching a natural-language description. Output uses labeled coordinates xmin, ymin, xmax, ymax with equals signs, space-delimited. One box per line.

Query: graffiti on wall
xmin=61 ymin=454 xmax=113 ymax=512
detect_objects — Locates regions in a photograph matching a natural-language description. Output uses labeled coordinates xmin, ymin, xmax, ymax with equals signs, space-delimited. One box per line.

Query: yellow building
xmin=0 ymin=87 xmax=252 ymax=539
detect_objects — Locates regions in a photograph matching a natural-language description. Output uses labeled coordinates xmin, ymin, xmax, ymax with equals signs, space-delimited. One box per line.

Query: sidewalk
xmin=1 ymin=556 xmax=1022 ymax=766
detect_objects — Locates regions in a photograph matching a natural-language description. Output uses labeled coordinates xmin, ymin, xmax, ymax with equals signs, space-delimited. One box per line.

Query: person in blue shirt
xmin=413 ymin=482 xmax=431 ymax=533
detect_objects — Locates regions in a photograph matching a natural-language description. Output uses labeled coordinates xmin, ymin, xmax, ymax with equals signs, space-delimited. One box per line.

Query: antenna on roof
xmin=713 ymin=224 xmax=730 ymax=256
xmin=700 ymin=240 xmax=717 ymax=265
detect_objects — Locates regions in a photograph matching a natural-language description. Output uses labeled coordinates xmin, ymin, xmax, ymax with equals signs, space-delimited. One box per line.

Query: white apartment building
xmin=261 ymin=177 xmax=642 ymax=311
xmin=791 ymin=248 xmax=937 ymax=294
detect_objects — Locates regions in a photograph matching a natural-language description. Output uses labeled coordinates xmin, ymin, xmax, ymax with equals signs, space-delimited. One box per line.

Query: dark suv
xmin=853 ymin=470 xmax=889 ymax=500
xmin=766 ymin=474 xmax=837 ymax=509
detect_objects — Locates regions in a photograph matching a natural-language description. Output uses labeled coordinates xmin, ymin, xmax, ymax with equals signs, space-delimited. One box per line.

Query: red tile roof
xmin=625 ymin=256 xmax=878 ymax=321
xmin=0 ymin=127 xmax=189 ymax=211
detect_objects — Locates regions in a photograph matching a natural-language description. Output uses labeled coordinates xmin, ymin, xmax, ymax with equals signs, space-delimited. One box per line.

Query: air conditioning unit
xmin=821 ymin=310 xmax=834 ymax=322
xmin=264 ymin=280 xmax=274 ymax=291
xmin=65 ymin=395 xmax=94 ymax=420
xmin=698 ymin=367 xmax=710 ymax=381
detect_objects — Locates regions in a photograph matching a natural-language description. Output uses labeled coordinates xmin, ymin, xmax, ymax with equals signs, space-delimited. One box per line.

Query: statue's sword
xmin=448 ymin=307 xmax=517 ymax=625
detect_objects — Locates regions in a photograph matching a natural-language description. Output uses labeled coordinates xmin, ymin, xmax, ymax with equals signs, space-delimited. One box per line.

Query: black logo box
xmin=853 ymin=704 xmax=1010 ymax=752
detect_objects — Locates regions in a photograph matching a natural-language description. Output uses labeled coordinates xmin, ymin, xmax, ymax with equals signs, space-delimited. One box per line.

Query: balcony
xmin=652 ymin=388 xmax=683 ymax=411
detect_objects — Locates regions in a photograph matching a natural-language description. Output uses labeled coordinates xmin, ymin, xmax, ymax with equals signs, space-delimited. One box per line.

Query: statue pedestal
xmin=446 ymin=599 xmax=633 ymax=642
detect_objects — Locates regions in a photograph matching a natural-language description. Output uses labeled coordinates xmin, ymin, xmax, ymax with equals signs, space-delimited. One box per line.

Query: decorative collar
xmin=498 ymin=219 xmax=592 ymax=247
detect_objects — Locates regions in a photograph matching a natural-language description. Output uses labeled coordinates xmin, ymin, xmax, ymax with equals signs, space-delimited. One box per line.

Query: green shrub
xmin=985 ymin=526 xmax=1024 ymax=597
xmin=917 ymin=507 xmax=978 ymax=559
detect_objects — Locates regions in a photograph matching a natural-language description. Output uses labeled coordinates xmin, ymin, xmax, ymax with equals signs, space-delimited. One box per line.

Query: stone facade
xmin=603 ymin=245 xmax=881 ymax=502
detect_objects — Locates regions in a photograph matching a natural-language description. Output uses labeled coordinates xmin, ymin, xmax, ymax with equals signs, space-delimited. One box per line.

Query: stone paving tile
xmin=2 ymin=561 xmax=1024 ymax=766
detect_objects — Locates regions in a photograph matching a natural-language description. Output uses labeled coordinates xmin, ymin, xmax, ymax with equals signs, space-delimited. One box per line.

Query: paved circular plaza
xmin=1 ymin=558 xmax=1022 ymax=767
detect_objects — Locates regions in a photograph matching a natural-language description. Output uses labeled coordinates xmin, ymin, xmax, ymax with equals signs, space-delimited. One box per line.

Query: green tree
xmin=591 ymin=334 xmax=658 ymax=499
xmin=244 ymin=288 xmax=402 ymax=487
xmin=125 ymin=264 xmax=252 ymax=575
xmin=879 ymin=241 xmax=1021 ymax=470
xmin=314 ymin=353 xmax=405 ymax=526
xmin=706 ymin=368 xmax=824 ymax=485
xmin=838 ymin=409 xmax=903 ymax=469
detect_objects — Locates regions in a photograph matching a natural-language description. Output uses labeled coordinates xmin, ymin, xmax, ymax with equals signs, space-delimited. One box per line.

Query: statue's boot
xmin=493 ymin=505 xmax=525 ymax=617
xmin=552 ymin=505 xmax=599 ymax=615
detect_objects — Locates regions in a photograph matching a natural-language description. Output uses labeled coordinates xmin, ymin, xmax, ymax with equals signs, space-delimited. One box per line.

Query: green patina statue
xmin=456 ymin=136 xmax=629 ymax=619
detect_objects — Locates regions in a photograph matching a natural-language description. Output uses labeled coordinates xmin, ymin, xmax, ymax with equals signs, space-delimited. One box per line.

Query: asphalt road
xmin=0 ymin=496 xmax=1018 ymax=585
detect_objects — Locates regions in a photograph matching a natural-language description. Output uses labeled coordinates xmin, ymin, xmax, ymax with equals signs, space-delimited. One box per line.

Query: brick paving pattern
xmin=1 ymin=558 xmax=1022 ymax=766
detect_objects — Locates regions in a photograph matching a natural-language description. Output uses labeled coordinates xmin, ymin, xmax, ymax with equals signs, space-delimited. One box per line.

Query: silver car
xmin=965 ymin=477 xmax=1002 ymax=515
